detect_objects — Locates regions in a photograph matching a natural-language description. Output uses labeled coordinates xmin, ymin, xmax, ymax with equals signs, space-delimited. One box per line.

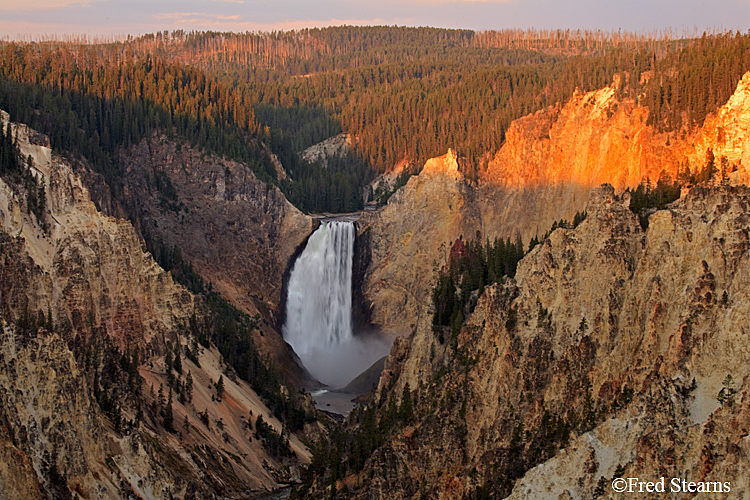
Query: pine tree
xmin=173 ymin=344 xmax=182 ymax=374
xmin=163 ymin=389 xmax=175 ymax=432
xmin=165 ymin=347 xmax=173 ymax=372
xmin=398 ymin=383 xmax=414 ymax=422
xmin=215 ymin=375 xmax=224 ymax=401
xmin=185 ymin=371 xmax=193 ymax=403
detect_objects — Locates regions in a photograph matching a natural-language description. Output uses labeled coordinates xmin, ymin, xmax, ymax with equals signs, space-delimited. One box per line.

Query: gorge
xmin=2 ymin=27 xmax=750 ymax=500
xmin=296 ymin=69 xmax=750 ymax=498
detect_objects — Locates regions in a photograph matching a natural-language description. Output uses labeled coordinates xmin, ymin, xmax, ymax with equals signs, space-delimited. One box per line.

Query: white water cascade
xmin=284 ymin=221 xmax=388 ymax=388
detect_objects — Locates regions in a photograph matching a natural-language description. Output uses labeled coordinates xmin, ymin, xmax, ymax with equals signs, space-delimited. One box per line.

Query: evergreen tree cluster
xmin=624 ymin=150 xmax=734 ymax=230
xmin=432 ymin=212 xmax=588 ymax=343
xmin=187 ymin=292 xmax=314 ymax=432
xmin=254 ymin=414 xmax=293 ymax=460
xmin=0 ymin=121 xmax=21 ymax=176
xmin=75 ymin=334 xmax=144 ymax=433
xmin=282 ymin=151 xmax=371 ymax=213
xmin=527 ymin=210 xmax=588 ymax=253
xmin=627 ymin=177 xmax=682 ymax=229
xmin=13 ymin=303 xmax=55 ymax=342
xmin=253 ymin=104 xmax=341 ymax=153
xmin=0 ymin=43 xmax=275 ymax=191
xmin=640 ymin=32 xmax=750 ymax=131
xmin=142 ymin=229 xmax=206 ymax=294
xmin=296 ymin=384 xmax=416 ymax=498
xmin=372 ymin=167 xmax=414 ymax=205
xmin=432 ymin=234 xmax=525 ymax=341
xmin=162 ymin=339 xmax=193 ymax=413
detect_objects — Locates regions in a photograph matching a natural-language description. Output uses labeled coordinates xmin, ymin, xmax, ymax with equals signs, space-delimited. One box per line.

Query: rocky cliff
xmin=111 ymin=137 xmax=314 ymax=386
xmin=334 ymin=184 xmax=750 ymax=499
xmin=0 ymin=113 xmax=313 ymax=499
xmin=359 ymin=149 xmax=480 ymax=336
xmin=0 ymin=111 xmax=194 ymax=347
xmin=115 ymin=137 xmax=312 ymax=324
xmin=302 ymin=133 xmax=355 ymax=167
xmin=360 ymin=71 xmax=750 ymax=336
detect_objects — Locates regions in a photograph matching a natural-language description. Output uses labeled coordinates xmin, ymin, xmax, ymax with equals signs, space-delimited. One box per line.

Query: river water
xmin=248 ymin=487 xmax=291 ymax=500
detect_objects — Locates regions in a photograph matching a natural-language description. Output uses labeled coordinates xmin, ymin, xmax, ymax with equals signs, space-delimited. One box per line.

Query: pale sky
xmin=0 ymin=0 xmax=747 ymax=40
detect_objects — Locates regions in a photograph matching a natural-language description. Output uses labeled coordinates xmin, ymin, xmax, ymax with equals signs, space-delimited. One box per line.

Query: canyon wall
xmin=115 ymin=138 xmax=312 ymax=323
xmin=343 ymin=184 xmax=750 ymax=499
xmin=361 ymin=71 xmax=750 ymax=336
xmin=331 ymin=70 xmax=750 ymax=499
xmin=110 ymin=138 xmax=314 ymax=385
xmin=0 ymin=111 xmax=194 ymax=346
xmin=0 ymin=113 xmax=312 ymax=498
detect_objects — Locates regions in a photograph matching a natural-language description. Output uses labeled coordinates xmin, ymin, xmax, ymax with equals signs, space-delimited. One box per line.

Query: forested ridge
xmin=0 ymin=45 xmax=273 ymax=189
xmin=131 ymin=26 xmax=688 ymax=76
xmin=2 ymin=27 xmax=750 ymax=213
xmin=127 ymin=27 xmax=750 ymax=169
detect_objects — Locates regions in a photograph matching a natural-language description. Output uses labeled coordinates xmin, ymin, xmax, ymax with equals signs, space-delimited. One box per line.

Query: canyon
xmin=296 ymin=71 xmax=750 ymax=497
xmin=3 ymin=67 xmax=750 ymax=499
xmin=335 ymin=183 xmax=750 ymax=498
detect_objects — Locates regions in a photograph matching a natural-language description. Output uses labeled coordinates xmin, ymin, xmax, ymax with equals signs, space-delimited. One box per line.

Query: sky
xmin=0 ymin=0 xmax=748 ymax=40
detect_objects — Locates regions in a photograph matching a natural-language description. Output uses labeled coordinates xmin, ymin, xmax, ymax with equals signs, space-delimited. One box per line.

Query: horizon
xmin=0 ymin=0 xmax=748 ymax=41
xmin=0 ymin=25 xmax=733 ymax=45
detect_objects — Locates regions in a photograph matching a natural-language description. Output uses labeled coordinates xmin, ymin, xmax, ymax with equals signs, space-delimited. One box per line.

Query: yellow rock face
xmin=0 ymin=114 xmax=311 ymax=499
xmin=362 ymin=185 xmax=750 ymax=500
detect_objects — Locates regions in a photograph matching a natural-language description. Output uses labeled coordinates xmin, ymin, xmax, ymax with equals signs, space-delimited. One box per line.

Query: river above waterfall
xmin=283 ymin=221 xmax=391 ymax=388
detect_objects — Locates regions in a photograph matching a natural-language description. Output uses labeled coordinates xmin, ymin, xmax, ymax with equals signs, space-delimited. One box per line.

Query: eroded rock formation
xmin=0 ymin=113 xmax=312 ymax=499
xmin=341 ymin=184 xmax=750 ymax=499
xmin=112 ymin=138 xmax=313 ymax=385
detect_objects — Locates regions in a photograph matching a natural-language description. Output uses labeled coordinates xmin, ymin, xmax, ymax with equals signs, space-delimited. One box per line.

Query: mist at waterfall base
xmin=283 ymin=221 xmax=392 ymax=389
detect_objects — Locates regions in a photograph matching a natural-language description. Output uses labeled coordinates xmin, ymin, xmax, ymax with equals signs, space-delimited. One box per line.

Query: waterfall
xmin=284 ymin=221 xmax=357 ymax=386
